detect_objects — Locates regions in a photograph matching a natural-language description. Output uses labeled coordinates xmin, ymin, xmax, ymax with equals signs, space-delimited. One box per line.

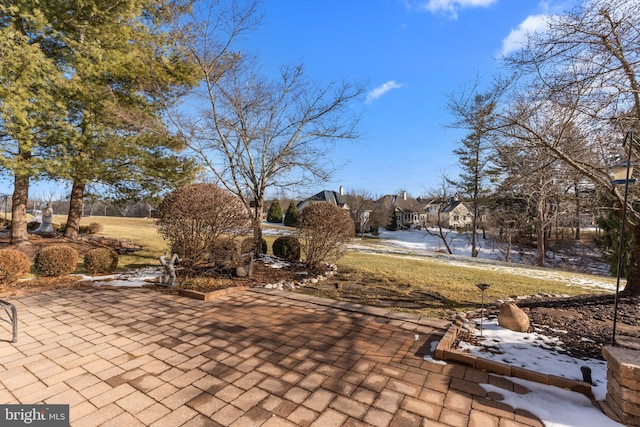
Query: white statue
xmin=34 ymin=203 xmax=55 ymax=234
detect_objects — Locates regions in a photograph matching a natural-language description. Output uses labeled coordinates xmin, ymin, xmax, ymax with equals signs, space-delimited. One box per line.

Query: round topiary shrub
xmin=157 ymin=183 xmax=249 ymax=268
xmin=0 ymin=249 xmax=31 ymax=284
xmin=272 ymin=236 xmax=301 ymax=262
xmin=34 ymin=246 xmax=79 ymax=277
xmin=83 ymin=248 xmax=118 ymax=275
xmin=241 ymin=237 xmax=267 ymax=255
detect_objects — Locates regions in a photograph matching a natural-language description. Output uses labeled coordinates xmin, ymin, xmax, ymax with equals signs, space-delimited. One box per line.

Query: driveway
xmin=0 ymin=286 xmax=543 ymax=426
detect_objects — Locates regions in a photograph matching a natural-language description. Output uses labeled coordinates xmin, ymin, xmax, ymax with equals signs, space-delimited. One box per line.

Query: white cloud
xmin=366 ymin=81 xmax=404 ymax=104
xmin=501 ymin=14 xmax=550 ymax=55
xmin=405 ymin=0 xmax=497 ymax=18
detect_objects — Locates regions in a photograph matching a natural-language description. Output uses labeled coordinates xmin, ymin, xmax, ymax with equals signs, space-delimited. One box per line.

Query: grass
xmin=56 ymin=216 xmax=612 ymax=317
xmin=70 ymin=216 xmax=169 ymax=269
xmin=332 ymin=252 xmax=611 ymax=316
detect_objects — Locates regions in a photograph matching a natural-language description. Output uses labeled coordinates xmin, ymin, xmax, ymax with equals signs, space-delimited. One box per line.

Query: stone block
xmin=547 ymin=375 xmax=593 ymax=400
xmin=510 ymin=366 xmax=549 ymax=385
xmin=475 ymin=358 xmax=511 ymax=376
xmin=608 ymin=371 xmax=640 ymax=405
xmin=603 ymin=346 xmax=640 ymax=381
xmin=608 ymin=393 xmax=640 ymax=426
xmin=442 ymin=349 xmax=476 ymax=368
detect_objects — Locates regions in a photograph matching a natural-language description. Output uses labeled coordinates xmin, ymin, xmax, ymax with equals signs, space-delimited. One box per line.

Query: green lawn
xmin=74 ymin=216 xmax=612 ymax=315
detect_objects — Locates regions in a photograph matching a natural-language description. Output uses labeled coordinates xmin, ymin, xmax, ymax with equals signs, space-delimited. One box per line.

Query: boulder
xmin=498 ymin=302 xmax=530 ymax=332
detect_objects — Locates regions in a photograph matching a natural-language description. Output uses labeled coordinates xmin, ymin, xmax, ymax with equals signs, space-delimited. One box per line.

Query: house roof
xmin=377 ymin=194 xmax=424 ymax=214
xmin=442 ymin=199 xmax=463 ymax=213
xmin=298 ymin=190 xmax=348 ymax=210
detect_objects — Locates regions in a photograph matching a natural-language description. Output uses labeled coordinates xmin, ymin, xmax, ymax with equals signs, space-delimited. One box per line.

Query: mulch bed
xmin=455 ymin=294 xmax=640 ymax=361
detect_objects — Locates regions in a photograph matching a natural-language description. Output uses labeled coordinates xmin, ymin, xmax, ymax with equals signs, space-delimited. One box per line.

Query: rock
xmin=498 ymin=302 xmax=530 ymax=332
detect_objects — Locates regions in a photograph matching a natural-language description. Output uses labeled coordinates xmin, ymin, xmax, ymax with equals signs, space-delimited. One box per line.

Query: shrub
xmin=272 ymin=236 xmax=301 ymax=262
xmin=266 ymin=200 xmax=283 ymax=223
xmin=83 ymin=248 xmax=118 ymax=274
xmin=34 ymin=246 xmax=79 ymax=277
xmin=283 ymin=201 xmax=299 ymax=227
xmin=79 ymin=222 xmax=104 ymax=235
xmin=0 ymin=249 xmax=31 ymax=284
xmin=88 ymin=222 xmax=103 ymax=234
xmin=241 ymin=237 xmax=267 ymax=255
xmin=157 ymin=183 xmax=249 ymax=268
xmin=209 ymin=239 xmax=239 ymax=269
xmin=297 ymin=202 xmax=354 ymax=268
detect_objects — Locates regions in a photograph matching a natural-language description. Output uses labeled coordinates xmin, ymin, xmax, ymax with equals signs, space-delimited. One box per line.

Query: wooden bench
xmin=0 ymin=300 xmax=17 ymax=343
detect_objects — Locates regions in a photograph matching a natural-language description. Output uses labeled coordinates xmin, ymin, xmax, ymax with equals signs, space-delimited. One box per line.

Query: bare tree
xmin=424 ymin=175 xmax=455 ymax=254
xmin=500 ymin=0 xmax=640 ymax=294
xmin=174 ymin=6 xmax=365 ymax=252
xmin=344 ymin=189 xmax=385 ymax=237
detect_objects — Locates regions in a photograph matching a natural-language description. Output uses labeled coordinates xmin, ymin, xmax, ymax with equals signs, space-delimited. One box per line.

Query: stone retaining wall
xmin=435 ymin=324 xmax=594 ymax=399
xmin=603 ymin=345 xmax=640 ymax=426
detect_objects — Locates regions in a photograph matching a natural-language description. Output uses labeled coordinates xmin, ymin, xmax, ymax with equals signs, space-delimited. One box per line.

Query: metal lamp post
xmin=610 ymin=130 xmax=635 ymax=346
xmin=476 ymin=283 xmax=491 ymax=337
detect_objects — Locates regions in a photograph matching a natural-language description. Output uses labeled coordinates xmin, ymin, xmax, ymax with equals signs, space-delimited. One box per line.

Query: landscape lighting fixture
xmin=610 ymin=129 xmax=634 ymax=346
xmin=476 ymin=283 xmax=491 ymax=337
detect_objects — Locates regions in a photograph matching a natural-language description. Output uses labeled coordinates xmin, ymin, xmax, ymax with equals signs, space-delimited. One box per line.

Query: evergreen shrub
xmin=272 ymin=236 xmax=301 ymax=261
xmin=284 ymin=202 xmax=299 ymax=226
xmin=267 ymin=200 xmax=283 ymax=223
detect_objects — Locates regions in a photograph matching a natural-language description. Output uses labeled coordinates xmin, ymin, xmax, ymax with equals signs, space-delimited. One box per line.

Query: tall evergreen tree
xmin=448 ymin=87 xmax=501 ymax=257
xmin=0 ymin=2 xmax=70 ymax=244
xmin=284 ymin=202 xmax=299 ymax=227
xmin=0 ymin=0 xmax=200 ymax=242
xmin=266 ymin=200 xmax=283 ymax=223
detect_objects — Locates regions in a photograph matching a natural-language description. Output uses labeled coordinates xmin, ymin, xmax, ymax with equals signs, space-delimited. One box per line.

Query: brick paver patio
xmin=0 ymin=286 xmax=544 ymax=426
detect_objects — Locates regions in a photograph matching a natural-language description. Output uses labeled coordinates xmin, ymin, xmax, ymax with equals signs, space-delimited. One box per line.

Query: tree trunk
xmin=10 ymin=175 xmax=30 ymax=245
xmin=575 ymin=183 xmax=581 ymax=241
xmin=252 ymin=198 xmax=264 ymax=255
xmin=623 ymin=224 xmax=640 ymax=296
xmin=536 ymin=221 xmax=545 ymax=267
xmin=64 ymin=180 xmax=85 ymax=240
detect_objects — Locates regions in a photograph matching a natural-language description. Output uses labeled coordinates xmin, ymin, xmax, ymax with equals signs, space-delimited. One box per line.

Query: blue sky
xmin=6 ymin=0 xmax=565 ymax=203
xmin=239 ymin=0 xmax=562 ymax=199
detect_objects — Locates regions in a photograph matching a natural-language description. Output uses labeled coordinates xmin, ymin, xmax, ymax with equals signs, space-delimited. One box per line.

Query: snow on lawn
xmin=351 ymin=228 xmax=616 ymax=292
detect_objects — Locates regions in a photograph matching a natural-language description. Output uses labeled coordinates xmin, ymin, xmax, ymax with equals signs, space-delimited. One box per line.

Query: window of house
xmin=453 ymin=215 xmax=459 ymax=221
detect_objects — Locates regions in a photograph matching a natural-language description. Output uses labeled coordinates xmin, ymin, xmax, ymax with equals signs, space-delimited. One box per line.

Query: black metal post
xmin=612 ymin=130 xmax=633 ymax=346
xmin=476 ymin=283 xmax=490 ymax=337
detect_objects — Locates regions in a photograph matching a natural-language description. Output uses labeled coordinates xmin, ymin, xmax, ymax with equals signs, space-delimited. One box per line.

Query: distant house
xmin=376 ymin=192 xmax=426 ymax=229
xmin=297 ymin=187 xmax=349 ymax=212
xmin=423 ymin=195 xmax=473 ymax=229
